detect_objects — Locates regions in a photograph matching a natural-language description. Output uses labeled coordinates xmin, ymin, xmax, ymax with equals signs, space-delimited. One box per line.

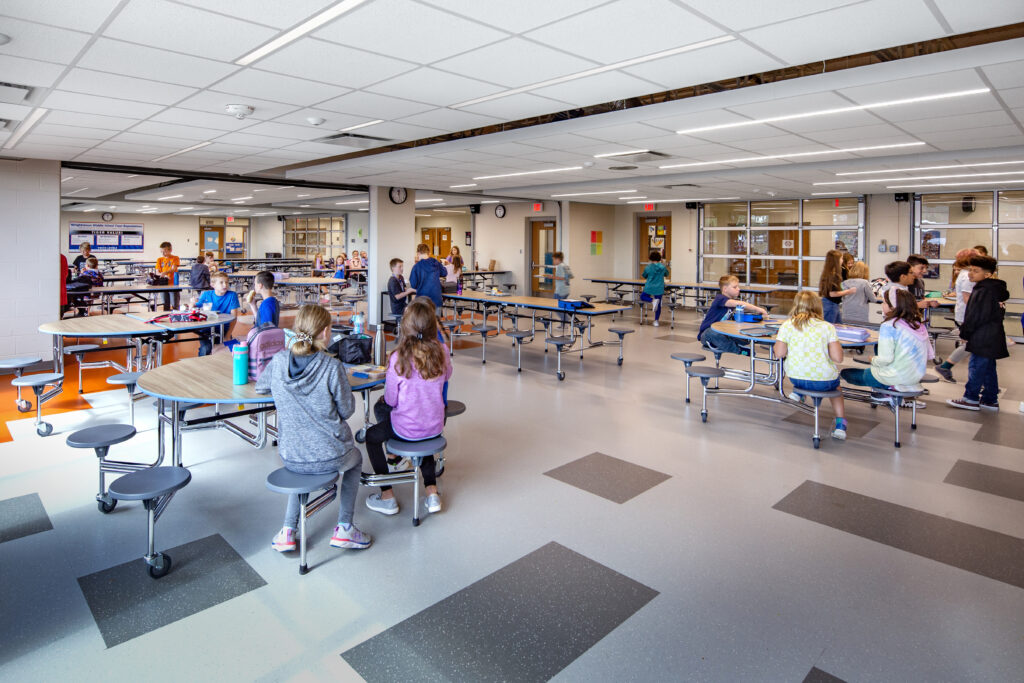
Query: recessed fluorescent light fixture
xmin=415 ymin=198 xmax=444 ymax=203
xmin=815 ymin=170 xmax=1024 ymax=185
xmin=479 ymin=200 xmax=500 ymax=204
xmin=2 ymin=107 xmax=49 ymax=149
xmin=414 ymin=213 xmax=432 ymax=217
xmin=151 ymin=141 xmax=211 ymax=162
xmin=299 ymin=205 xmax=311 ymax=207
xmin=203 ymin=189 xmax=216 ymax=193
xmin=453 ymin=36 xmax=734 ymax=108
xmin=887 ymin=179 xmax=1024 ymax=189
xmin=434 ymin=209 xmax=466 ymax=213
xmin=252 ymin=188 xmax=266 ymax=192
xmin=659 ymin=142 xmax=927 ymax=169
xmin=82 ymin=208 xmax=95 ymax=212
xmin=473 ymin=166 xmax=583 ymax=180
xmin=276 ymin=185 xmax=294 ymax=190
xmin=235 ymin=0 xmax=370 ymax=65
xmin=836 ymin=160 xmax=1024 ymax=176
xmin=230 ymin=195 xmax=253 ymax=201
xmin=626 ymin=197 xmax=740 ymax=204
xmin=358 ymin=208 xmax=368 ymax=211
xmin=61 ymin=176 xmax=74 ymax=182
xmin=594 ymin=150 xmax=648 ymax=158
xmin=619 ymin=196 xmax=646 ymax=200
xmin=450 ymin=183 xmax=477 ymax=188
xmin=675 ymin=88 xmax=990 ymax=136
xmin=158 ymin=194 xmax=183 ymax=200
xmin=334 ymin=199 xmax=369 ymax=205
xmin=811 ymin=192 xmax=852 ymax=195
xmin=339 ymin=119 xmax=383 ymax=132
xmin=297 ymin=194 xmax=311 ymax=197
xmin=550 ymin=190 xmax=635 ymax=197
xmin=64 ymin=187 xmax=89 ymax=195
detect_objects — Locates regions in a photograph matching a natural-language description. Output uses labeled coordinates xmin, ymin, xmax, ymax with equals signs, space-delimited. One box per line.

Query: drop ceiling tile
xmin=43 ymin=91 xmax=165 ymax=119
xmin=100 ymin=136 xmax=181 ymax=152
xmin=531 ymin=71 xmax=660 ymax=107
xmin=45 ymin=110 xmax=141 ymax=130
xmin=0 ymin=55 xmax=66 ymax=89
xmin=315 ymin=0 xmax=508 ymax=63
xmin=103 ymin=0 xmax=277 ymax=62
xmin=130 ymin=120 xmax=229 ymax=141
xmin=362 ymin=121 xmax=447 ymax=141
xmin=418 ymin=0 xmax=600 ymax=33
xmin=316 ymin=91 xmax=434 ymax=119
xmin=929 ymin=0 xmax=1024 ymax=34
xmin=917 ymin=124 xmax=1022 ymax=143
xmin=22 ymin=133 xmax=99 ymax=148
xmin=33 ymin=123 xmax=116 ymax=141
xmin=178 ymin=91 xmax=300 ymax=120
xmin=271 ymin=108 xmax=365 ymax=130
xmin=526 ymin=0 xmax=725 ymax=64
xmin=73 ymin=149 xmax=156 ymax=162
xmin=0 ymin=0 xmax=122 ymax=31
xmin=879 ymin=96 xmax=1004 ymax=122
xmin=770 ymin=110 xmax=888 ymax=134
xmin=801 ymin=123 xmax=909 ymax=144
xmin=0 ymin=17 xmax=91 ymax=63
xmin=837 ymin=69 xmax=988 ymax=104
xmin=253 ymin=39 xmax=413 ymax=90
xmin=283 ymin=140 xmax=368 ymax=155
xmin=367 ymin=68 xmax=503 ymax=107
xmin=679 ymin=0 xmax=862 ymax=31
xmin=460 ymin=93 xmax=570 ymax=121
xmin=931 ymin=136 xmax=1024 ymax=153
xmin=396 ymin=107 xmax=501 ymax=131
xmin=644 ymin=109 xmax=753 ymax=133
xmin=78 ymin=38 xmax=240 ymax=88
xmin=526 ymin=133 xmax=611 ymax=150
xmin=999 ymin=87 xmax=1024 ymax=109
xmin=622 ymin=40 xmax=785 ymax=90
xmin=724 ymin=133 xmax=824 ymax=152
xmin=578 ymin=122 xmax=670 ymax=143
xmin=981 ymin=60 xmax=1024 ymax=90
xmin=212 ymin=131 xmax=307 ymax=148
xmin=0 ymin=102 xmax=33 ymax=120
xmin=171 ymin=0 xmax=336 ymax=29
xmin=235 ymin=120 xmax=326 ymax=141
xmin=150 ymin=107 xmax=260 ymax=131
xmin=434 ymin=38 xmax=595 ymax=90
xmin=8 ymin=145 xmax=79 ymax=159
xmin=58 ymin=69 xmax=198 ymax=106
xmin=742 ymin=0 xmax=946 ymax=66
xmin=214 ymin=70 xmax=349 ymax=107
xmin=898 ymin=110 xmax=1014 ymax=134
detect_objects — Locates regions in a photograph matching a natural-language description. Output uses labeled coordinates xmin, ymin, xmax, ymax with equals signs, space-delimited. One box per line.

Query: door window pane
xmin=998 ymin=265 xmax=1023 ymax=299
xmin=920 ymin=228 xmax=992 ymax=260
xmin=801 ymin=260 xmax=824 ymax=289
xmin=704 ymin=257 xmax=746 ymax=283
xmin=704 ymin=202 xmax=747 ymax=227
xmin=802 ymin=197 xmax=859 ymax=226
xmin=751 ymin=200 xmax=798 ymax=226
xmin=921 ymin=192 xmax=992 ymax=224
xmin=998 ymin=190 xmax=1024 ymax=224
xmin=702 ymin=230 xmax=746 ymax=255
xmin=751 ymin=229 xmax=800 ymax=257
xmin=997 ymin=228 xmax=1024 ymax=261
xmin=751 ymin=258 xmax=799 ymax=286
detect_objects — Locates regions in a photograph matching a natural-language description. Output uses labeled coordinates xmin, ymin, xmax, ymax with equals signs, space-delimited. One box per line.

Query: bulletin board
xmin=69 ymin=222 xmax=144 ymax=252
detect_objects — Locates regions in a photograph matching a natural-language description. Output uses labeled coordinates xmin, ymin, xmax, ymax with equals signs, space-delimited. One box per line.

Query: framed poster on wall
xmin=69 ymin=222 xmax=144 ymax=252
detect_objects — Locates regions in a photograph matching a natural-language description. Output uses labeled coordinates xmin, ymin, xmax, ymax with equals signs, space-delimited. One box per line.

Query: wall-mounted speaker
xmin=962 ymin=196 xmax=976 ymax=213
xmin=684 ymin=201 xmax=698 ymax=210
xmin=276 ymin=215 xmax=286 ymax=221
xmin=469 ymin=204 xmax=480 ymax=214
xmin=894 ymin=193 xmax=909 ymax=202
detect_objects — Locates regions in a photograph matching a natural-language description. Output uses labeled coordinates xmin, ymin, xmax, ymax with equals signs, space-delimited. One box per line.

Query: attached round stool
xmin=506 ymin=329 xmax=534 ymax=371
xmin=470 ymin=325 xmax=497 ymax=364
xmin=441 ymin=320 xmax=462 ymax=356
xmin=0 ymin=355 xmax=42 ymax=413
xmin=670 ymin=352 xmax=707 ymax=403
xmin=266 ymin=468 xmax=339 ymax=575
xmin=107 ymin=371 xmax=145 ymax=425
xmin=545 ymin=336 xmax=573 ymax=380
xmin=789 ymin=388 xmax=842 ymax=448
xmin=870 ymin=387 xmax=924 ymax=448
xmin=686 ymin=366 xmax=726 ymax=423
xmin=920 ymin=373 xmax=940 ymax=384
xmin=108 ymin=466 xmax=191 ymax=579
xmin=67 ymin=423 xmax=138 ymax=511
xmin=12 ymin=372 xmax=64 ymax=436
xmin=64 ymin=343 xmax=100 ymax=392
xmin=382 ymin=436 xmax=447 ymax=526
xmin=607 ymin=327 xmax=635 ymax=366
xmin=444 ymin=400 xmax=466 ymax=419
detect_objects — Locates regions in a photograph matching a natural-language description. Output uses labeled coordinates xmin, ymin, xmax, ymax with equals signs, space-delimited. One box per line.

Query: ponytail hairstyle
xmin=883 ymin=288 xmax=922 ymax=330
xmin=291 ymin=304 xmax=331 ymax=356
xmin=951 ymin=248 xmax=977 ymax=285
xmin=392 ymin=298 xmax=446 ymax=380
xmin=451 ymin=254 xmax=463 ymax=272
xmin=788 ymin=290 xmax=824 ymax=330
xmin=818 ymin=249 xmax=844 ymax=297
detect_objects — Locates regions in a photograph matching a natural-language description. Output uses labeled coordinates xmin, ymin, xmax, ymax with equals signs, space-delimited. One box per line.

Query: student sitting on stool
xmin=697 ymin=275 xmax=769 ymax=356
xmin=245 ymin=270 xmax=279 ymax=327
xmin=194 ymin=272 xmax=241 ymax=356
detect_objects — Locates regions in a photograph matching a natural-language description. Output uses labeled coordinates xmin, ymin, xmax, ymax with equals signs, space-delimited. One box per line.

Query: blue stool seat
xmin=67 ymin=423 xmax=136 ymax=449
xmin=65 ymin=344 xmax=99 ymax=355
xmin=386 ymin=436 xmax=446 ymax=458
xmin=266 ymin=468 xmax=338 ymax=495
xmin=444 ymin=400 xmax=466 ymax=418
xmin=545 ymin=335 xmax=573 ymax=347
xmin=608 ymin=328 xmax=634 ymax=366
xmin=12 ymin=373 xmax=63 ymax=388
xmin=109 ymin=465 xmax=191 ymax=501
xmin=0 ymin=355 xmax=41 ymax=370
xmin=107 ymin=371 xmax=145 ymax=386
xmin=687 ymin=366 xmax=726 ymax=424
xmin=672 ymin=352 xmax=707 ymax=403
xmin=507 ymin=330 xmax=532 ymax=339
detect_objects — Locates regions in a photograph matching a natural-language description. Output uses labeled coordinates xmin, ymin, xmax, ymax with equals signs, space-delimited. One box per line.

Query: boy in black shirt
xmin=387 ymin=258 xmax=416 ymax=318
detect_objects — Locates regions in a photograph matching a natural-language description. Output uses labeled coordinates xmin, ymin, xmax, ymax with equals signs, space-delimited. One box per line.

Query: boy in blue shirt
xmin=195 ymin=271 xmax=242 ymax=356
xmin=409 ymin=243 xmax=444 ymax=308
xmin=697 ymin=275 xmax=769 ymax=355
xmin=641 ymin=250 xmax=667 ymax=326
xmin=245 ymin=270 xmax=279 ymax=327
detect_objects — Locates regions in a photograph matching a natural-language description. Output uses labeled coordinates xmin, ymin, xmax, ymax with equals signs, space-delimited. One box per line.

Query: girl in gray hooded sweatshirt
xmin=255 ymin=304 xmax=371 ymax=552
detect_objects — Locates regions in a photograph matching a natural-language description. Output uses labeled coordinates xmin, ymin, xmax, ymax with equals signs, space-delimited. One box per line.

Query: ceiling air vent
xmin=605 ymin=150 xmax=672 ymax=163
xmin=608 ymin=165 xmax=639 ymax=171
xmin=0 ymin=118 xmax=10 ymax=130
xmin=0 ymin=81 xmax=32 ymax=104
xmin=664 ymin=183 xmax=700 ymax=188
xmin=312 ymin=132 xmax=395 ymax=149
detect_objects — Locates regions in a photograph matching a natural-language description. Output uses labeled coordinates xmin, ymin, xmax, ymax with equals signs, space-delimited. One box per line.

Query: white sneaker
xmin=788 ymin=391 xmax=806 ymax=404
xmin=425 ymin=493 xmax=442 ymax=513
xmin=653 ymin=320 xmax=660 ymax=327
xmin=366 ymin=493 xmax=399 ymax=515
xmin=832 ymin=426 xmax=847 ymax=441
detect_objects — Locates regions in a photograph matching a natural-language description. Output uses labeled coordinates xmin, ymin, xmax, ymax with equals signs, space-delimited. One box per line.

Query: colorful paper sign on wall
xmin=69 ymin=222 xmax=144 ymax=252
xmin=590 ymin=230 xmax=603 ymax=255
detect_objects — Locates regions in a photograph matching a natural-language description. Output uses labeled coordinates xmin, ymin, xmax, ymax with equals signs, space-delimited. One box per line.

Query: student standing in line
xmin=256 ymin=304 xmax=371 ymax=553
xmin=841 ymin=251 xmax=855 ymax=280
xmin=194 ymin=272 xmax=242 ymax=356
xmin=906 ymin=254 xmax=942 ymax=315
xmin=409 ymin=243 xmax=444 ymax=308
xmin=364 ymin=298 xmax=452 ymax=517
xmin=72 ymin=241 xmax=92 ymax=274
xmin=841 ymin=261 xmax=875 ymax=323
xmin=946 ymin=255 xmax=1009 ymax=411
xmin=245 ymin=270 xmax=280 ymax=327
xmin=641 ymin=250 xmax=668 ymax=326
xmin=935 ymin=249 xmax=978 ymax=382
xmin=774 ymin=291 xmax=848 ymax=440
xmin=387 ymin=257 xmax=415 ymax=318
xmin=697 ymin=275 xmax=770 ymax=355
xmin=973 ymin=245 xmax=989 ymax=256
xmin=818 ymin=249 xmax=854 ymax=324
xmin=190 ymin=254 xmax=211 ymax=292
xmin=443 ymin=254 xmax=464 ymax=292
xmin=156 ymin=241 xmax=181 ymax=310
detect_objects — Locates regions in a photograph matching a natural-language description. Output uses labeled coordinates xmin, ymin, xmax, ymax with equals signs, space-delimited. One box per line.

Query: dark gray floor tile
xmin=972 ymin=417 xmax=1024 ymax=449
xmin=803 ymin=666 xmax=847 ymax=683
xmin=0 ymin=493 xmax=53 ymax=544
xmin=544 ymin=452 xmax=671 ymax=503
xmin=341 ymin=541 xmax=658 ymax=682
xmin=773 ymin=481 xmax=1024 ymax=589
xmin=931 ymin=405 xmax=988 ymax=423
xmin=944 ymin=460 xmax=1024 ymax=502
xmin=77 ymin=533 xmax=266 ymax=648
xmin=782 ymin=412 xmax=880 ymax=438
xmin=654 ymin=334 xmax=696 ymax=342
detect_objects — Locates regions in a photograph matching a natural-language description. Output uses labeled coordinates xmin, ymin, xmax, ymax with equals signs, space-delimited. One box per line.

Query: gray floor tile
xmin=0 ymin=493 xmax=53 ymax=544
xmin=803 ymin=666 xmax=846 ymax=683
xmin=544 ymin=452 xmax=671 ymax=503
xmin=654 ymin=334 xmax=696 ymax=342
xmin=773 ymin=481 xmax=1024 ymax=589
xmin=782 ymin=412 xmax=880 ymax=438
xmin=944 ymin=460 xmax=1024 ymax=502
xmin=972 ymin=417 xmax=1024 ymax=449
xmin=341 ymin=541 xmax=658 ymax=682
xmin=77 ymin=534 xmax=266 ymax=648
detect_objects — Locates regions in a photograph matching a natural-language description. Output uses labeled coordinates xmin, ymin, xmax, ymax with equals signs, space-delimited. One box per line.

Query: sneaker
xmin=832 ymin=425 xmax=847 ymax=440
xmin=934 ymin=365 xmax=955 ymax=383
xmin=366 ymin=493 xmax=399 ymax=515
xmin=425 ymin=493 xmax=442 ymax=514
xmin=946 ymin=398 xmax=980 ymax=411
xmin=979 ymin=402 xmax=999 ymax=412
xmin=653 ymin=320 xmax=660 ymax=327
xmin=271 ymin=527 xmax=296 ymax=553
xmin=330 ymin=524 xmax=372 ymax=549
xmin=787 ymin=391 xmax=806 ymax=404
xmin=387 ymin=457 xmax=411 ymax=472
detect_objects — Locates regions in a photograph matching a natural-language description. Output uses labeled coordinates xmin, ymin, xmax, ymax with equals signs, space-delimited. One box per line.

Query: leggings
xmin=283 ymin=447 xmax=361 ymax=529
xmin=365 ymin=414 xmax=437 ymax=492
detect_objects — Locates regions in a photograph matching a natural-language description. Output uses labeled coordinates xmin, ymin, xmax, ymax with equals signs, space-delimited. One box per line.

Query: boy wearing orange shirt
xmin=156 ymin=241 xmax=181 ymax=310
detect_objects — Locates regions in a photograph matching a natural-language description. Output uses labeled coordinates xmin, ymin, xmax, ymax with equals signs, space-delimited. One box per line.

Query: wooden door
xmin=421 ymin=228 xmax=437 ymax=257
xmin=200 ymin=225 xmax=224 ymax=259
xmin=637 ymin=215 xmax=671 ymax=278
xmin=438 ymin=228 xmax=451 ymax=258
xmin=530 ymin=219 xmax=557 ymax=296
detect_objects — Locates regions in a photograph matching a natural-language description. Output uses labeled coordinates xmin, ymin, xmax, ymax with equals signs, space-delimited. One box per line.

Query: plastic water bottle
xmin=232 ymin=344 xmax=249 ymax=385
xmin=736 ymin=304 xmax=744 ymax=318
xmin=352 ymin=313 xmax=364 ymax=336
xmin=457 ymin=278 xmax=463 ymax=295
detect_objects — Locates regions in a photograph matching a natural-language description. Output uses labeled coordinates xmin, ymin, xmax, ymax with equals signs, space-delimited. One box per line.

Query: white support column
xmin=367 ymin=186 xmax=415 ymax=325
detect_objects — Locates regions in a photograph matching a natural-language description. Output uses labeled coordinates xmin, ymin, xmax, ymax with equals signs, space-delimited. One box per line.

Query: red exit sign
xmin=226 ymin=216 xmax=235 ymax=222
xmin=533 ymin=202 xmax=543 ymax=212
xmin=644 ymin=203 xmax=654 ymax=211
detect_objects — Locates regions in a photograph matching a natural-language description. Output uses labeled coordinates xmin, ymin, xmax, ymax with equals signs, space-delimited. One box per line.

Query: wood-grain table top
xmin=40 ymin=314 xmax=164 ymax=336
xmin=445 ymin=290 xmax=628 ymax=314
xmin=88 ymin=284 xmax=186 ymax=294
xmin=711 ymin=318 xmax=879 ymax=346
xmin=277 ymin=277 xmax=349 ymax=286
xmin=124 ymin=311 xmax=236 ymax=332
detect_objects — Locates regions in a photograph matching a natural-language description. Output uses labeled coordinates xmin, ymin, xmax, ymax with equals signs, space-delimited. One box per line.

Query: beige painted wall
xmin=414 ymin=212 xmax=470 ymax=261
xmin=473 ymin=202 xmax=541 ymax=292
xmin=865 ymin=194 xmax=912 ymax=278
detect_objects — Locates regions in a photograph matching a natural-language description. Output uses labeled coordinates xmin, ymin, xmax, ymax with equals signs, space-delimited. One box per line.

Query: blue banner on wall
xmin=69 ymin=222 xmax=145 ymax=252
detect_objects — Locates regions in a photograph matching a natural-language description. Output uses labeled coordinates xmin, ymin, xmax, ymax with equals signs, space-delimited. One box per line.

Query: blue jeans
xmin=790 ymin=378 xmax=840 ymax=393
xmin=822 ymin=298 xmax=842 ymax=324
xmin=700 ymin=328 xmax=746 ymax=356
xmin=839 ymin=367 xmax=888 ymax=390
xmin=964 ymin=355 xmax=999 ymax=404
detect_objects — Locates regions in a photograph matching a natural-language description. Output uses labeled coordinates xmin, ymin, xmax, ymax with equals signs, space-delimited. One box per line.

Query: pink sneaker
xmin=330 ymin=524 xmax=372 ymax=549
xmin=271 ymin=527 xmax=296 ymax=552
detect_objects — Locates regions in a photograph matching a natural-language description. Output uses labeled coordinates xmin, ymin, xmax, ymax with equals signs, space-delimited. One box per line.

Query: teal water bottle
xmin=233 ymin=344 xmax=249 ymax=385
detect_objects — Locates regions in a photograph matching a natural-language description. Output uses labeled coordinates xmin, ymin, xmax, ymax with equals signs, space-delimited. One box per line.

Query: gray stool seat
xmin=66 ymin=423 xmax=137 ymax=449
xmin=686 ymin=365 xmax=725 ymax=379
xmin=444 ymin=400 xmax=466 ymax=418
xmin=873 ymin=387 xmax=924 ymax=397
xmin=507 ymin=330 xmax=532 ymax=339
xmin=546 ymin=335 xmax=573 ymax=346
xmin=471 ymin=325 xmax=496 ymax=334
xmin=671 ymin=352 xmax=706 ymax=363
xmin=920 ymin=374 xmax=940 ymax=383
xmin=386 ymin=436 xmax=447 ymax=458
xmin=266 ymin=468 xmax=338 ymax=495
xmin=789 ymin=388 xmax=841 ymax=448
xmin=108 ymin=466 xmax=191 ymax=501
xmin=441 ymin=320 xmax=462 ymax=329
xmin=12 ymin=372 xmax=64 ymax=388
xmin=107 ymin=371 xmax=144 ymax=386
xmin=608 ymin=328 xmax=634 ymax=336
xmin=0 ymin=355 xmax=41 ymax=369
xmin=791 ymin=388 xmax=842 ymax=398
xmin=864 ymin=387 xmax=923 ymax=448
xmin=65 ymin=343 xmax=99 ymax=354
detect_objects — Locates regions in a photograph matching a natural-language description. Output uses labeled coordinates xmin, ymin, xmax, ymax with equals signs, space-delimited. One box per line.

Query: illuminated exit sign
xmin=533 ymin=202 xmax=543 ymax=212
xmin=644 ymin=203 xmax=654 ymax=211
xmin=226 ymin=216 xmax=235 ymax=222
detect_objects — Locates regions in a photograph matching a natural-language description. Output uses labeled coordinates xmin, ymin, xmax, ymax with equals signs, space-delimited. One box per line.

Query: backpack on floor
xmin=246 ymin=322 xmax=286 ymax=380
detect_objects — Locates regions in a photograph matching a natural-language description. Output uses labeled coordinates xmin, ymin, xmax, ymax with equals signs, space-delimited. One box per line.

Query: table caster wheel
xmin=617 ymin=358 xmax=623 ymax=366
xmin=700 ymin=412 xmax=707 ymax=423
xmin=813 ymin=437 xmax=821 ymax=449
xmin=37 ymin=422 xmax=53 ymax=437
xmin=517 ymin=367 xmax=522 ymax=373
xmin=355 ymin=428 xmax=366 ymax=444
xmin=557 ymin=372 xmax=565 ymax=381
xmin=97 ymin=498 xmax=117 ymax=513
xmin=148 ymin=553 xmax=171 ymax=579
xmin=17 ymin=399 xmax=32 ymax=413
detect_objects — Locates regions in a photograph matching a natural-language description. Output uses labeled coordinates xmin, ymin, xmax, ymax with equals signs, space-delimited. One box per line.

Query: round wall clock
xmin=388 ymin=187 xmax=408 ymax=204
xmin=494 ymin=204 xmax=506 ymax=218
xmin=101 ymin=212 xmax=114 ymax=221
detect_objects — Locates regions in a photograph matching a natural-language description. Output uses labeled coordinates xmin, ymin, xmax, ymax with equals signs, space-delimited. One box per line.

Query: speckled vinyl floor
xmin=1 ymin=308 xmax=1023 ymax=682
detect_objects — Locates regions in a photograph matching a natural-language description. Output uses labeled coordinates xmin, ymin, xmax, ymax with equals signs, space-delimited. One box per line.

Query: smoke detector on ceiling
xmin=225 ymin=104 xmax=254 ymax=119
xmin=306 ymin=117 xmax=326 ymax=126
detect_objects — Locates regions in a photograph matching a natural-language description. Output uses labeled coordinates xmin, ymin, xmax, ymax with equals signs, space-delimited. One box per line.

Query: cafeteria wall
xmin=250 ymin=216 xmax=284 ymax=257
xmin=565 ymin=202 xmax=617 ymax=299
xmin=0 ymin=159 xmax=60 ymax=362
xmin=414 ymin=212 xmax=470 ymax=261
xmin=59 ymin=211 xmax=201 ymax=261
xmin=368 ymin=186 xmax=414 ymax=324
xmin=865 ymin=194 xmax=912 ymax=278
xmin=473 ymin=202 xmax=535 ymax=293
